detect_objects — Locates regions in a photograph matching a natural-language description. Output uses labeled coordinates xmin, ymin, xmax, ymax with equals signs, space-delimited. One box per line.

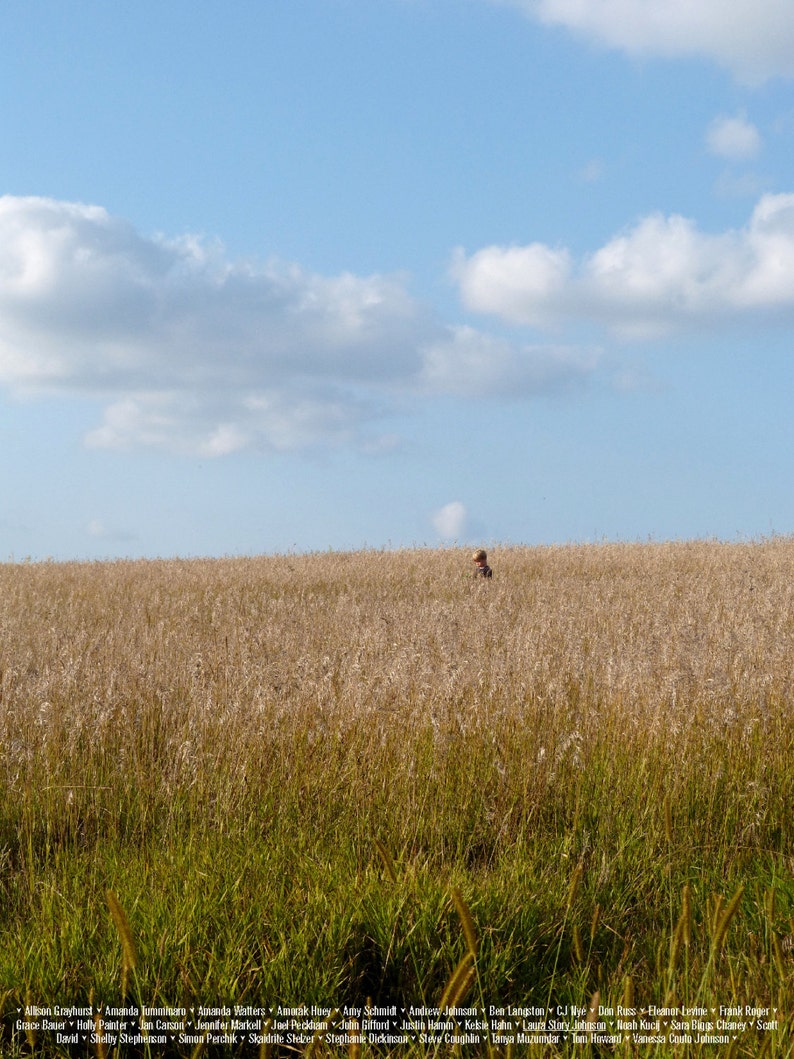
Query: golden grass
xmin=3 ymin=539 xmax=792 ymax=794
xmin=1 ymin=539 xmax=793 ymax=1054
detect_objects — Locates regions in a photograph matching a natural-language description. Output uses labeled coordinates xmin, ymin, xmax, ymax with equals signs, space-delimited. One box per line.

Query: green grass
xmin=3 ymin=710 xmax=792 ymax=1055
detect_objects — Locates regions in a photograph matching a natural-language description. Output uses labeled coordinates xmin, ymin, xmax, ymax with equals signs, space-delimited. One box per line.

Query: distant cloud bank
xmin=453 ymin=194 xmax=794 ymax=339
xmin=4 ymin=192 xmax=794 ymax=457
xmin=493 ymin=0 xmax=794 ymax=81
xmin=0 ymin=196 xmax=598 ymax=455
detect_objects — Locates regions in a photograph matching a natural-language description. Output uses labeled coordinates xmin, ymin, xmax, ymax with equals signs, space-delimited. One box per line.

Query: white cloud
xmin=0 ymin=196 xmax=601 ymax=455
xmin=706 ymin=113 xmax=762 ymax=159
xmin=432 ymin=501 xmax=468 ymax=540
xmin=420 ymin=325 xmax=599 ymax=397
xmin=81 ymin=388 xmax=374 ymax=455
xmin=0 ymin=196 xmax=426 ymax=391
xmin=493 ymin=0 xmax=794 ymax=82
xmin=453 ymin=193 xmax=794 ymax=339
xmin=450 ymin=243 xmax=571 ymax=327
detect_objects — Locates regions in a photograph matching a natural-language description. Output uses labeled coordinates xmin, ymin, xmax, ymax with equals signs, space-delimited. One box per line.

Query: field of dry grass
xmin=1 ymin=540 xmax=793 ymax=1056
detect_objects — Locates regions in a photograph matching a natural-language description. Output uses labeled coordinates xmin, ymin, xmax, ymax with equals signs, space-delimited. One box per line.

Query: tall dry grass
xmin=1 ymin=540 xmax=793 ymax=1054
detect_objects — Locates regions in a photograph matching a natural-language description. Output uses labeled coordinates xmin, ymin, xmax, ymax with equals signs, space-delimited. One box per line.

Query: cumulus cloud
xmin=453 ymin=193 xmax=794 ymax=339
xmin=493 ymin=0 xmax=794 ymax=82
xmin=419 ymin=325 xmax=599 ymax=397
xmin=432 ymin=501 xmax=468 ymax=540
xmin=453 ymin=244 xmax=564 ymax=329
xmin=0 ymin=196 xmax=601 ymax=455
xmin=451 ymin=243 xmax=571 ymax=328
xmin=706 ymin=113 xmax=762 ymax=159
xmin=0 ymin=196 xmax=425 ymax=389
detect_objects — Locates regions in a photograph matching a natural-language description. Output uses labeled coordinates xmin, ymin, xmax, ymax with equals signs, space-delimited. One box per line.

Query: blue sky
xmin=2 ymin=0 xmax=794 ymax=560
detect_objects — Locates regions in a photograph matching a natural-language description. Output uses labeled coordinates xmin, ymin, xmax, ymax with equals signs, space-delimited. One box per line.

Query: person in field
xmin=472 ymin=548 xmax=493 ymax=579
